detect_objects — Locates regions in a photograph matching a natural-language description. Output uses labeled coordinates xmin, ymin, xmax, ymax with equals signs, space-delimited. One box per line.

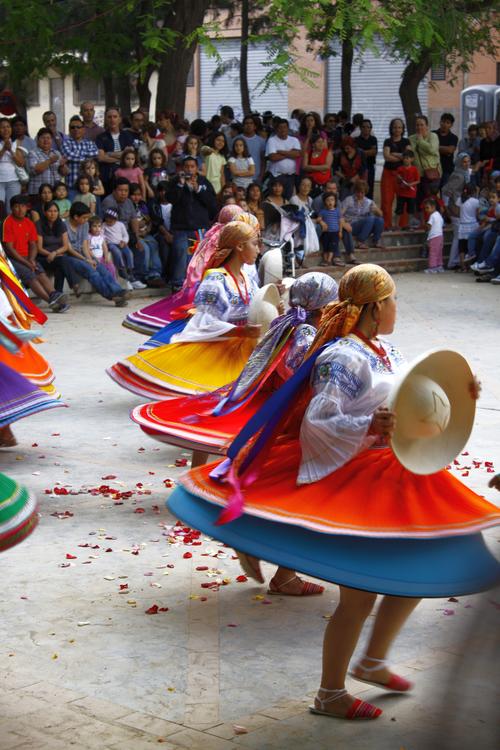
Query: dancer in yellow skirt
xmin=108 ymin=220 xmax=276 ymax=400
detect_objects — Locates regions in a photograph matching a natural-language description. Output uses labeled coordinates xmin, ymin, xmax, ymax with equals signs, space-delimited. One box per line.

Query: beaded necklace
xmin=351 ymin=328 xmax=392 ymax=371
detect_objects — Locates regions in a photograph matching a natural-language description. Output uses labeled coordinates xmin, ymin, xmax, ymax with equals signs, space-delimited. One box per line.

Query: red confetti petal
xmin=31 ymin=443 xmax=38 ymax=447
xmin=448 ymin=597 xmax=459 ymax=602
xmin=196 ymin=566 xmax=209 ymax=571
xmin=145 ymin=605 xmax=158 ymax=615
xmin=105 ymin=548 xmax=113 ymax=552
xmin=485 ymin=461 xmax=494 ymax=467
xmin=462 ymin=471 xmax=469 ymax=477
xmin=236 ymin=575 xmax=248 ymax=583
xmin=461 ymin=451 xmax=469 ymax=456
xmin=487 ymin=468 xmax=495 ymax=473
xmin=120 ymin=584 xmax=128 ymax=590
xmin=65 ymin=553 xmax=77 ymax=559
xmin=134 ymin=508 xmax=146 ymax=514
xmin=51 ymin=433 xmax=60 ymax=436
xmin=158 ymin=607 xmax=169 ymax=612
xmin=183 ymin=552 xmax=192 ymax=559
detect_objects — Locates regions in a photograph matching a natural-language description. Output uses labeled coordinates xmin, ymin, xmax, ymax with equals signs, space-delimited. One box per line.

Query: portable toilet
xmin=460 ymin=85 xmax=497 ymax=135
xmin=494 ymin=87 xmax=500 ymax=124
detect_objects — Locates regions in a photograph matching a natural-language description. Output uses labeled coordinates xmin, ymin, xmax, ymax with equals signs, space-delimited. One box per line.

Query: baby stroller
xmin=259 ymin=202 xmax=302 ymax=283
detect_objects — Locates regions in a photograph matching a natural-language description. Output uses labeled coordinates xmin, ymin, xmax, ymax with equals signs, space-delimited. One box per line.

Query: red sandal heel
xmin=309 ymin=688 xmax=382 ymax=719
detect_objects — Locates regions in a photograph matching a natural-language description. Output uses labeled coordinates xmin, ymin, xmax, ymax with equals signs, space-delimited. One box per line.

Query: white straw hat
xmin=388 ymin=349 xmax=476 ymax=475
xmin=248 ymin=283 xmax=281 ymax=335
xmin=259 ymin=248 xmax=283 ymax=284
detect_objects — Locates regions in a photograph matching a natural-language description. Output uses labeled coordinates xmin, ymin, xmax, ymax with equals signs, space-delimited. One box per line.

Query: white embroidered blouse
xmin=298 ymin=334 xmax=405 ymax=485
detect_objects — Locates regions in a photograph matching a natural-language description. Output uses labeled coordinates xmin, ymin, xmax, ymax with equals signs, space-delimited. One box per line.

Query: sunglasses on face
xmin=70 ymin=125 xmax=83 ymax=130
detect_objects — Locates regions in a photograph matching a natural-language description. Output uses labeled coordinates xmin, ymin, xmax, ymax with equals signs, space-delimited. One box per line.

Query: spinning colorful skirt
xmin=0 ymin=362 xmax=64 ymax=427
xmin=108 ymin=267 xmax=260 ymax=400
xmin=0 ymin=472 xmax=38 ymax=551
xmin=167 ymin=335 xmax=500 ymax=597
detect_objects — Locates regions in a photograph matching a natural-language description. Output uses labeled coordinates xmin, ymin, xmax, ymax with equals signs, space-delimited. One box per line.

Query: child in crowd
xmin=395 ymin=150 xmax=420 ymax=229
xmin=115 ymin=147 xmax=146 ymax=200
xmin=316 ymin=192 xmax=347 ymax=267
xmin=73 ymin=175 xmax=96 ymax=215
xmin=80 ymin=159 xmax=105 ymax=197
xmin=88 ymin=216 xmax=117 ymax=279
xmin=53 ymin=182 xmax=71 ymax=219
xmin=128 ymin=183 xmax=165 ymax=287
xmin=228 ymin=137 xmax=255 ymax=189
xmin=144 ymin=149 xmax=169 ymax=198
xmin=423 ymin=197 xmax=444 ymax=273
xmin=457 ymin=183 xmax=480 ymax=270
xmin=102 ymin=208 xmax=145 ymax=290
xmin=204 ymin=132 xmax=228 ymax=194
xmin=466 ymin=190 xmax=499 ymax=263
xmin=420 ymin=184 xmax=445 ymax=228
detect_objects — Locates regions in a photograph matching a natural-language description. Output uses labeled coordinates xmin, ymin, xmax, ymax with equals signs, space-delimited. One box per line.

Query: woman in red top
xmin=334 ymin=137 xmax=368 ymax=200
xmin=302 ymin=134 xmax=333 ymax=195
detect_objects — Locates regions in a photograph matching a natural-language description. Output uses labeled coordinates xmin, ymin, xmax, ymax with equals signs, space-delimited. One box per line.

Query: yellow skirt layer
xmin=124 ymin=338 xmax=256 ymax=395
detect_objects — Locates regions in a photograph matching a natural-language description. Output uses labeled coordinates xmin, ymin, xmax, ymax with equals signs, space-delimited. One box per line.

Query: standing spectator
xmin=11 ymin=116 xmax=36 ymax=153
xmin=219 ymin=105 xmax=235 ymax=136
xmin=165 ymin=156 xmax=217 ymax=291
xmin=458 ymin=124 xmax=481 ymax=166
xmin=395 ymin=150 xmax=420 ymax=229
xmin=128 ymin=183 xmax=164 ymax=287
xmin=380 ymin=118 xmax=410 ymax=230
xmin=341 ymin=180 xmax=384 ymax=251
xmin=73 ymin=175 xmax=96 ymax=215
xmin=241 ymin=116 xmax=266 ymax=183
xmin=228 ymin=137 xmax=255 ymax=189
xmin=64 ymin=202 xmax=129 ymax=305
xmin=80 ymin=101 xmax=104 ymax=142
xmin=3 ymin=195 xmax=68 ymax=311
xmin=61 ymin=116 xmax=98 ymax=192
xmin=180 ymin=135 xmax=206 ymax=175
xmin=156 ymin=111 xmax=179 ymax=155
xmin=316 ymin=191 xmax=347 ymax=266
xmin=265 ymin=119 xmax=301 ymax=199
xmin=125 ymin=110 xmax=146 ymax=150
xmin=355 ymin=120 xmax=378 ymax=199
xmin=115 ymin=147 xmax=146 ymax=200
xmin=409 ymin=115 xmax=441 ymax=202
xmin=203 ymin=132 xmax=228 ymax=194
xmin=302 ymin=134 xmax=333 ymax=194
xmin=42 ymin=110 xmax=66 ymax=151
xmin=478 ymin=121 xmax=500 ymax=179
xmin=334 ymin=137 xmax=367 ymax=200
xmin=323 ymin=113 xmax=338 ymax=149
xmin=298 ymin=112 xmax=327 ymax=147
xmin=0 ymin=117 xmax=26 ymax=211
xmin=28 ymin=128 xmax=66 ymax=198
xmin=442 ymin=153 xmax=472 ymax=269
xmin=457 ymin=183 xmax=480 ymax=270
xmin=144 ymin=148 xmax=169 ymax=198
xmin=423 ymin=197 xmax=444 ymax=273
xmin=433 ymin=113 xmax=458 ymax=187
xmin=348 ymin=113 xmax=364 ymax=138
xmin=95 ymin=108 xmax=136 ymax=193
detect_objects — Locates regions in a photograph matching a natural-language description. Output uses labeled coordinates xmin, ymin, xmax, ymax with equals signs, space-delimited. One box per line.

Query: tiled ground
xmin=1 ymin=274 xmax=499 ymax=749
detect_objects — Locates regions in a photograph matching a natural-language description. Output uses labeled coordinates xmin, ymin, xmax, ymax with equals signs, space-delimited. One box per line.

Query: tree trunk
xmin=155 ymin=0 xmax=211 ymax=118
xmin=114 ymin=74 xmax=131 ymax=117
xmin=103 ymin=76 xmax=115 ymax=109
xmin=399 ymin=53 xmax=432 ymax=134
xmin=136 ymin=70 xmax=153 ymax=116
xmin=341 ymin=37 xmax=353 ymax=117
xmin=240 ymin=0 xmax=251 ymax=116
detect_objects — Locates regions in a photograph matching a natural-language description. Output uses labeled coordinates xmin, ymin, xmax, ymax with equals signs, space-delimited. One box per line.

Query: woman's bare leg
xmin=191 ymin=450 xmax=209 ymax=468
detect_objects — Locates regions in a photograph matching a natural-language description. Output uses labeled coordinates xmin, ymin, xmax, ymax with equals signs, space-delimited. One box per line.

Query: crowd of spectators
xmin=1 ymin=101 xmax=499 ymax=312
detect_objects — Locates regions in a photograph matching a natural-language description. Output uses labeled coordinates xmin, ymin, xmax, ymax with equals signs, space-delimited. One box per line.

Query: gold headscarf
xmin=308 ymin=263 xmax=395 ymax=356
xmin=210 ymin=218 xmax=260 ymax=268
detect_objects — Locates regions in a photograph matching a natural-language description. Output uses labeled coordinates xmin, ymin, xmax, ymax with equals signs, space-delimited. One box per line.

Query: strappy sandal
xmin=268 ymin=574 xmax=324 ymax=596
xmin=309 ymin=688 xmax=382 ymax=719
xmin=356 ymin=242 xmax=369 ymax=250
xmin=349 ymin=655 xmax=412 ymax=692
xmin=332 ymin=258 xmax=345 ymax=266
xmin=235 ymin=551 xmax=265 ymax=584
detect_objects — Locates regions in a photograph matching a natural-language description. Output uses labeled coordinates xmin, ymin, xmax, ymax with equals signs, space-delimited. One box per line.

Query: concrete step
xmin=381 ymin=228 xmax=453 ymax=248
xmin=298 ymin=256 xmax=448 ymax=277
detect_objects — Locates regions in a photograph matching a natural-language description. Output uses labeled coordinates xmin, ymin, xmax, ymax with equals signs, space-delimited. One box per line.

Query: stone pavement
xmin=1 ymin=274 xmax=499 ymax=750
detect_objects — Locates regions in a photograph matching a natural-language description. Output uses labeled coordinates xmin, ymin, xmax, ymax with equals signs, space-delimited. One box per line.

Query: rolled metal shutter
xmin=326 ymin=42 xmax=428 ymax=142
xmin=200 ymin=38 xmax=288 ymax=120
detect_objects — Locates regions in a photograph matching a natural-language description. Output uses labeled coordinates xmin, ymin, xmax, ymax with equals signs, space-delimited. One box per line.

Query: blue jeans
xmin=483 ymin=236 xmax=500 ymax=271
xmin=107 ymin=243 xmax=135 ymax=278
xmin=477 ymin=229 xmax=498 ymax=263
xmin=0 ymin=180 xmax=22 ymax=212
xmin=171 ymin=230 xmax=198 ymax=287
xmin=65 ymin=257 xmax=124 ymax=298
xmin=140 ymin=235 xmax=163 ymax=279
xmin=343 ymin=215 xmax=384 ymax=253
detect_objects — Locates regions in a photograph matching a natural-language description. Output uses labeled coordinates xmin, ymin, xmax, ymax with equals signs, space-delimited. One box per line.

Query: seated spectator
xmin=115 ymin=147 xmax=146 ymax=200
xmin=456 ymin=183 xmax=480 ymax=270
xmin=477 ymin=121 xmax=500 ymax=182
xmin=442 ymin=152 xmax=473 ymax=268
xmin=302 ymin=134 xmax=333 ymax=195
xmin=203 ymin=132 xmax=228 ymax=195
xmin=246 ymin=182 xmax=265 ymax=229
xmin=466 ymin=189 xmax=499 ymax=263
xmin=53 ymin=182 xmax=71 ymax=219
xmin=28 ymin=128 xmax=66 ymax=199
xmin=29 ymin=183 xmax=54 ymax=224
xmin=312 ymin=179 xmax=339 ymax=214
xmin=228 ymin=137 xmax=255 ymax=189
xmin=395 ymin=150 xmax=420 ymax=229
xmin=11 ymin=116 xmax=36 ymax=153
xmin=95 ymin=107 xmax=136 ymax=193
xmin=36 ymin=200 xmax=74 ymax=294
xmin=147 ymin=180 xmax=173 ymax=273
xmin=3 ymin=195 xmax=69 ymax=311
xmin=241 ymin=115 xmax=266 ymax=183
xmin=128 ymin=183 xmax=164 ymax=287
xmin=144 ymin=148 xmax=170 ymax=198
xmin=265 ymin=119 xmax=301 ymax=199
xmin=64 ymin=202 xmax=130 ymax=305
xmin=88 ymin=216 xmax=117 ymax=279
xmin=73 ymin=175 xmax=96 ymax=215
xmin=341 ymin=180 xmax=384 ymax=251
xmin=290 ymin=176 xmax=319 ymax=263
xmin=264 ymin=177 xmax=287 ymax=209
xmin=334 ymin=137 xmax=367 ymax=200
xmin=102 ymin=208 xmax=142 ymax=288
xmin=165 ymin=157 xmax=217 ymax=291
xmin=355 ymin=119 xmax=378 ymax=199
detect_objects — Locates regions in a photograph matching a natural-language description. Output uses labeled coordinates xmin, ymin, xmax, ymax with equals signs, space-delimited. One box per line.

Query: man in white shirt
xmin=265 ymin=119 xmax=301 ymax=199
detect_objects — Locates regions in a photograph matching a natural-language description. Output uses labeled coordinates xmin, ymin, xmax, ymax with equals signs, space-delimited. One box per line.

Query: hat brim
xmin=389 ymin=349 xmax=476 ymax=475
xmin=259 ymin=248 xmax=283 ymax=284
xmin=248 ymin=283 xmax=281 ymax=333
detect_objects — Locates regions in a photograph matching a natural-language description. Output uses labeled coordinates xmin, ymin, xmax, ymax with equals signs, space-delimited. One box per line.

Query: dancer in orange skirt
xmin=169 ymin=263 xmax=499 ymax=720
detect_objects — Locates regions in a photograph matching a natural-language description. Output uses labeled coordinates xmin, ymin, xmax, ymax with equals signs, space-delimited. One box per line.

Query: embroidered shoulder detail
xmin=313 ymin=361 xmax=363 ymax=399
xmin=202 ymin=268 xmax=228 ymax=282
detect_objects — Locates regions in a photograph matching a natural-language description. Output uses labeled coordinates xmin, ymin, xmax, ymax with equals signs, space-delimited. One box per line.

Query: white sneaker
xmin=125 ymin=280 xmax=134 ymax=291
xmin=131 ymin=280 xmax=147 ymax=289
xmin=490 ymin=275 xmax=500 ymax=285
xmin=470 ymin=263 xmax=479 ymax=271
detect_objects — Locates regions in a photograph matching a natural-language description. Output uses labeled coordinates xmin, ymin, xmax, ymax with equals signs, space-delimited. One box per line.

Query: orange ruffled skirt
xmin=182 ymin=443 xmax=500 ymax=539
